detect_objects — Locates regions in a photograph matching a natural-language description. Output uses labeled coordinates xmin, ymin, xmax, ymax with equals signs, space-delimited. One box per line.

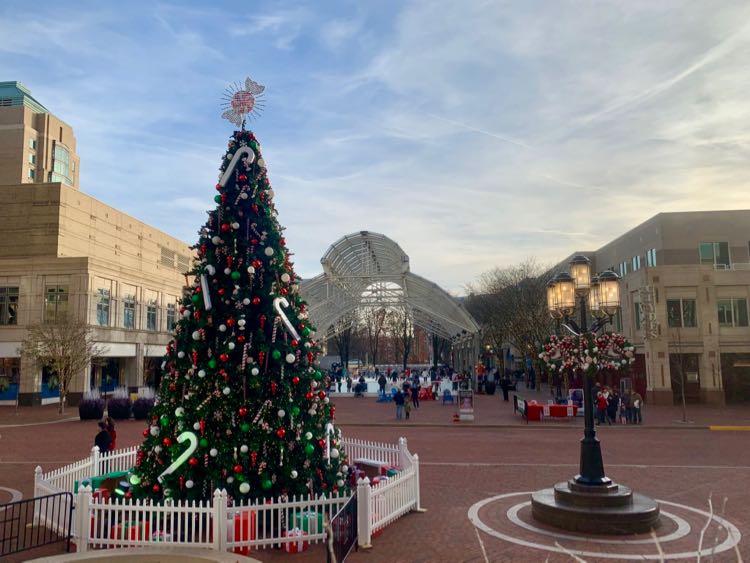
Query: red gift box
xmin=283 ymin=527 xmax=309 ymax=553
xmin=232 ymin=510 xmax=256 ymax=555
xmin=110 ymin=520 xmax=150 ymax=541
xmin=92 ymin=488 xmax=110 ymax=502
xmin=349 ymin=468 xmax=366 ymax=486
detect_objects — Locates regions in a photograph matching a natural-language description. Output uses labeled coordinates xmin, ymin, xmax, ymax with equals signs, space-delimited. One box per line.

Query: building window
xmin=631 ymin=255 xmax=641 ymax=271
xmin=718 ymin=298 xmax=749 ymax=327
xmin=646 ymin=248 xmax=657 ymax=267
xmin=699 ymin=242 xmax=730 ymax=269
xmin=0 ymin=287 xmax=19 ymax=325
xmin=96 ymin=288 xmax=110 ymax=326
xmin=45 ymin=285 xmax=69 ymax=323
xmin=29 ymin=138 xmax=37 ymax=150
xmin=52 ymin=143 xmax=72 ymax=185
xmin=147 ymin=300 xmax=157 ymax=331
xmin=633 ymin=302 xmax=641 ymax=330
xmin=123 ymin=295 xmax=136 ymax=329
xmin=28 ymin=154 xmax=36 ymax=165
xmin=667 ymin=299 xmax=697 ymax=328
xmin=166 ymin=303 xmax=176 ymax=330
xmin=27 ymin=168 xmax=35 ymax=179
xmin=619 ymin=261 xmax=629 ymax=277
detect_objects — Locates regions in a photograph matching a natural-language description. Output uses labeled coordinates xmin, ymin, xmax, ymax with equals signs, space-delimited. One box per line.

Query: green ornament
xmin=271 ymin=350 xmax=282 ymax=361
xmin=236 ymin=474 xmax=245 ymax=482
xmin=199 ymin=438 xmax=209 ymax=448
xmin=261 ymin=478 xmax=272 ymax=490
xmin=249 ymin=141 xmax=259 ymax=151
xmin=191 ymin=294 xmax=201 ymax=304
xmin=302 ymin=327 xmax=311 ymax=337
xmin=304 ymin=443 xmax=315 ymax=456
xmin=214 ymin=195 xmax=221 ymax=203
xmin=231 ymin=271 xmax=241 ymax=281
xmin=129 ymin=474 xmax=141 ymax=486
xmin=291 ymin=406 xmax=301 ymax=417
xmin=159 ymin=415 xmax=170 ymax=428
xmin=208 ymin=358 xmax=217 ymax=369
xmin=313 ymin=370 xmax=323 ymax=381
xmin=241 ymin=422 xmax=251 ymax=432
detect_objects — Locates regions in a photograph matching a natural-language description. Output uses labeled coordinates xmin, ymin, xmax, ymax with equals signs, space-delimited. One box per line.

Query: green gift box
xmin=294 ymin=510 xmax=323 ymax=534
xmin=386 ymin=468 xmax=398 ymax=477
xmin=74 ymin=470 xmax=129 ymax=493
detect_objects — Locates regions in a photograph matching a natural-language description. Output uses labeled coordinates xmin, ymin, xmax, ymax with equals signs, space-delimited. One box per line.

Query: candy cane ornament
xmin=157 ymin=431 xmax=199 ymax=484
xmin=273 ymin=297 xmax=300 ymax=340
xmin=218 ymin=147 xmax=255 ymax=188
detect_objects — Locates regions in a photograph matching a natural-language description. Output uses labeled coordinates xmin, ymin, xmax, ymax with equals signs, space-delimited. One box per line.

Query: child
xmin=105 ymin=416 xmax=117 ymax=450
xmin=404 ymin=389 xmax=413 ymax=420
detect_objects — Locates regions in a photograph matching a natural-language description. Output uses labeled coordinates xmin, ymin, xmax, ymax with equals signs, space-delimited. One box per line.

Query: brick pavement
xmin=1 ymin=395 xmax=749 ymax=562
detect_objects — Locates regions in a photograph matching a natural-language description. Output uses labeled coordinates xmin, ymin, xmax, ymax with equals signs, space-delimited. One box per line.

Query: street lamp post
xmin=531 ymin=255 xmax=659 ymax=535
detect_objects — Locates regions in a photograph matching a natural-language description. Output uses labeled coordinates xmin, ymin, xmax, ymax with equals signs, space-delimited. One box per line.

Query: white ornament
xmin=206 ymin=265 xmax=216 ymax=276
xmin=257 ymin=158 xmax=266 ymax=169
xmin=341 ymin=465 xmax=348 ymax=473
xmin=223 ymin=387 xmax=231 ymax=395
xmin=224 ymin=267 xmax=231 ymax=275
xmin=228 ymin=342 xmax=236 ymax=350
xmin=227 ymin=476 xmax=235 ymax=484
xmin=177 ymin=351 xmax=185 ymax=359
xmin=285 ymin=353 xmax=296 ymax=364
xmin=192 ymin=331 xmax=201 ymax=341
xmin=337 ymin=480 xmax=344 ymax=487
xmin=277 ymin=409 xmax=286 ymax=418
xmin=291 ymin=470 xmax=298 ymax=479
xmin=240 ymin=444 xmax=249 ymax=453
xmin=219 ymin=324 xmax=227 ymax=332
xmin=281 ymin=273 xmax=291 ymax=283
xmin=240 ymin=192 xmax=248 ymax=200
xmin=238 ymin=319 xmax=246 ymax=327
xmin=239 ymin=482 xmax=250 ymax=494
xmin=264 ymin=247 xmax=274 ymax=257
xmin=211 ymin=236 xmax=221 ymax=245
xmin=175 ymin=407 xmax=185 ymax=417
xmin=193 ymin=422 xmax=201 ymax=430
xmin=247 ymin=266 xmax=255 ymax=275
xmin=251 ymin=367 xmax=259 ymax=376
xmin=231 ymin=222 xmax=240 ymax=230
xmin=243 ymin=298 xmax=251 ymax=305
xmin=323 ymin=397 xmax=330 ymax=404
xmin=149 ymin=426 xmax=159 ymax=436
xmin=154 ymin=446 xmax=162 ymax=454
xmin=210 ymin=448 xmax=218 ymax=457
xmin=182 ymin=309 xmax=191 ymax=318
xmin=185 ymin=480 xmax=194 ymax=489
xmin=305 ymin=432 xmax=312 ymax=440
xmin=308 ymin=408 xmax=317 ymax=415
xmin=198 ymin=369 xmax=206 ymax=378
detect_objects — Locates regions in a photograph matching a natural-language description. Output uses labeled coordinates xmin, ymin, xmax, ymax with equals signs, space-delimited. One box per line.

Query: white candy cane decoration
xmin=200 ymin=274 xmax=212 ymax=311
xmin=157 ymin=431 xmax=198 ymax=484
xmin=273 ymin=297 xmax=300 ymax=340
xmin=325 ymin=422 xmax=334 ymax=465
xmin=218 ymin=147 xmax=255 ymax=187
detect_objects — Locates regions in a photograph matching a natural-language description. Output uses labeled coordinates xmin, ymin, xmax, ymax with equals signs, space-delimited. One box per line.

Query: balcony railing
xmin=714 ymin=263 xmax=750 ymax=271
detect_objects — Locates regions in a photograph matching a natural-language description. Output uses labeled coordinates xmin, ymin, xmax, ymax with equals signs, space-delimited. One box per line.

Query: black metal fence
xmin=0 ymin=492 xmax=73 ymax=557
xmin=328 ymin=494 xmax=357 ymax=563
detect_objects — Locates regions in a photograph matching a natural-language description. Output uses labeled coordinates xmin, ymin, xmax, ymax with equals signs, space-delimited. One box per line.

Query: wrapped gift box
xmin=283 ymin=527 xmax=309 ymax=553
xmin=386 ymin=468 xmax=399 ymax=477
xmin=110 ymin=520 xmax=150 ymax=541
xmin=230 ymin=510 xmax=257 ymax=555
xmin=151 ymin=530 xmax=172 ymax=542
xmin=371 ymin=477 xmax=381 ymax=486
xmin=294 ymin=510 xmax=323 ymax=535
xmin=74 ymin=471 xmax=129 ymax=494
xmin=92 ymin=488 xmax=110 ymax=502
xmin=379 ymin=465 xmax=399 ymax=476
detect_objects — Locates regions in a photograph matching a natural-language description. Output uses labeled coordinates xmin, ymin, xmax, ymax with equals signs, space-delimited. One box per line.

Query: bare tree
xmin=361 ymin=307 xmax=388 ymax=367
xmin=431 ymin=334 xmax=451 ymax=368
xmin=385 ymin=308 xmax=414 ymax=370
xmin=19 ymin=314 xmax=106 ymax=414
xmin=670 ymin=328 xmax=689 ymax=423
xmin=329 ymin=312 xmax=357 ymax=369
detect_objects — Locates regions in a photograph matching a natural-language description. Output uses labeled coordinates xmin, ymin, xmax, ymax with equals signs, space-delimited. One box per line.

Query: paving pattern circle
xmin=468 ymin=491 xmax=743 ymax=560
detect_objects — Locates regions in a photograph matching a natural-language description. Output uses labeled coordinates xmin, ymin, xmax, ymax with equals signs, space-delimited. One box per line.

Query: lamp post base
xmin=531 ymin=480 xmax=660 ymax=535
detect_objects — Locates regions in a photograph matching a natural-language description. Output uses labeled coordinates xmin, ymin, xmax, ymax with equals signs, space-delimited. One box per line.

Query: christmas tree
xmin=131 ymin=78 xmax=348 ymax=502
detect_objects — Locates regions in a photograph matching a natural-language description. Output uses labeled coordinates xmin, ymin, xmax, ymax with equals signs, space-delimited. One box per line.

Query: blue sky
xmin=3 ymin=1 xmax=750 ymax=293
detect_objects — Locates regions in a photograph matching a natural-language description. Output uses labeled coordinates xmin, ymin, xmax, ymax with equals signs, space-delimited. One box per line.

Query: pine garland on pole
xmin=131 ymin=78 xmax=348 ymax=502
xmin=539 ymin=332 xmax=636 ymax=378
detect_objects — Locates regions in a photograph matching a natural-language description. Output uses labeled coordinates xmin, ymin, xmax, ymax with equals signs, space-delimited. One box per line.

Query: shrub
xmin=79 ymin=389 xmax=105 ymax=420
xmin=132 ymin=387 xmax=156 ymax=420
xmin=107 ymin=386 xmax=132 ymax=420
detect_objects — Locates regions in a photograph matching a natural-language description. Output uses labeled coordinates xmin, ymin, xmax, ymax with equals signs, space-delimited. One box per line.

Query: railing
xmin=1 ymin=492 xmax=73 ymax=557
xmin=35 ymin=436 xmax=421 ymax=554
xmin=329 ymin=494 xmax=357 ymax=563
xmin=714 ymin=263 xmax=750 ymax=271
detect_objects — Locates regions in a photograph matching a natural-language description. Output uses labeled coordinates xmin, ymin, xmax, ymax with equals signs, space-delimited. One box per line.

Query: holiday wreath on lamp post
xmin=539 ymin=332 xmax=636 ymax=377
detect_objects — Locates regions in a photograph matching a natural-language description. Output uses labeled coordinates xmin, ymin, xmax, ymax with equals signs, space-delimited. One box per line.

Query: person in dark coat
xmin=377 ymin=373 xmax=387 ymax=396
xmin=607 ymin=390 xmax=620 ymax=424
xmin=95 ymin=421 xmax=111 ymax=453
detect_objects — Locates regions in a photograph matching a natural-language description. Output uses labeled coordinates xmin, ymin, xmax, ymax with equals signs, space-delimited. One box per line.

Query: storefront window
xmin=45 ymin=285 xmax=69 ymax=322
xmin=96 ymin=288 xmax=110 ymax=326
xmin=0 ymin=287 xmax=18 ymax=325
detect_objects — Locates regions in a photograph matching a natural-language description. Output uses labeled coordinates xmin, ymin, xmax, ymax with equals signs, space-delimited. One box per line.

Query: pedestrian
xmin=346 ymin=375 xmax=352 ymax=393
xmin=95 ymin=421 xmax=111 ymax=453
xmin=632 ymin=391 xmax=643 ymax=424
xmin=621 ymin=391 xmax=632 ymax=424
xmin=500 ymin=374 xmax=510 ymax=402
xmin=607 ymin=390 xmax=619 ymax=425
xmin=336 ymin=374 xmax=342 ymax=393
xmin=378 ymin=373 xmax=387 ymax=397
xmin=404 ymin=389 xmax=413 ymax=420
xmin=394 ymin=388 xmax=405 ymax=419
xmin=411 ymin=378 xmax=420 ymax=408
xmin=105 ymin=416 xmax=117 ymax=450
xmin=596 ymin=392 xmax=609 ymax=425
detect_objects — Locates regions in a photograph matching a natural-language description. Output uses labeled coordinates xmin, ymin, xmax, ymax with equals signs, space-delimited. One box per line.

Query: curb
xmin=337 ymin=422 xmax=715 ymax=430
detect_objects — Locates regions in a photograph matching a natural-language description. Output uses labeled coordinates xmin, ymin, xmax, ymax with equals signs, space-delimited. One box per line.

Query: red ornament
xmin=251 ymin=204 xmax=259 ymax=214
xmin=215 ymin=183 xmax=222 ymax=191
xmin=292 ymin=376 xmax=300 ymax=385
xmin=251 ymin=452 xmax=258 ymax=466
xmin=318 ymin=439 xmax=325 ymax=448
xmin=188 ymin=457 xmax=199 ymax=467
xmin=152 ymin=484 xmax=160 ymax=493
xmin=219 ymin=353 xmax=229 ymax=362
xmin=318 ymin=391 xmax=326 ymax=400
xmin=179 ymin=476 xmax=185 ymax=490
xmin=220 ymin=223 xmax=231 ymax=232
xmin=259 ymin=314 xmax=267 ymax=329
xmin=142 ymin=429 xmax=149 ymax=437
xmin=280 ymin=288 xmax=288 ymax=296
xmin=305 ymin=392 xmax=314 ymax=400
xmin=252 ymin=297 xmax=261 ymax=305
xmin=271 ymin=381 xmax=278 ymax=395
xmin=218 ymin=288 xmax=225 ymax=296
xmin=233 ymin=464 xmax=243 ymax=474
xmin=280 ymin=238 xmax=286 ymax=246
xmin=163 ymin=437 xmax=172 ymax=447
xmin=252 ymin=259 xmax=262 ymax=269
xmin=251 ymin=238 xmax=259 ymax=245
xmin=200 ymin=419 xmax=206 ymax=435
xmin=239 ymin=407 xmax=248 ymax=416
xmin=238 ymin=174 xmax=248 ymax=183
xmin=237 ymin=335 xmax=246 ymax=343
xmin=276 ymin=428 xmax=286 ymax=439
xmin=291 ymin=339 xmax=298 ymax=348
xmin=226 ymin=318 xmax=236 ymax=327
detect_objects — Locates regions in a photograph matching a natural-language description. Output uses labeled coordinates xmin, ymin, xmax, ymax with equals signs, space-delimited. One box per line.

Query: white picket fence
xmin=33 ymin=436 xmax=422 ymax=553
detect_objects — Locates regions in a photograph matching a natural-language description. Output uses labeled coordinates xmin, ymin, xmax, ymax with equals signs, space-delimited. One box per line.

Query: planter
xmin=79 ymin=399 xmax=105 ymax=420
xmin=132 ymin=398 xmax=155 ymax=420
xmin=485 ymin=381 xmax=496 ymax=395
xmin=107 ymin=398 xmax=132 ymax=420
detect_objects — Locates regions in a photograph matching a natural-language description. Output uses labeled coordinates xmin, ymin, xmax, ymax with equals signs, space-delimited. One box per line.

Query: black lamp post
xmin=533 ymin=256 xmax=659 ymax=534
